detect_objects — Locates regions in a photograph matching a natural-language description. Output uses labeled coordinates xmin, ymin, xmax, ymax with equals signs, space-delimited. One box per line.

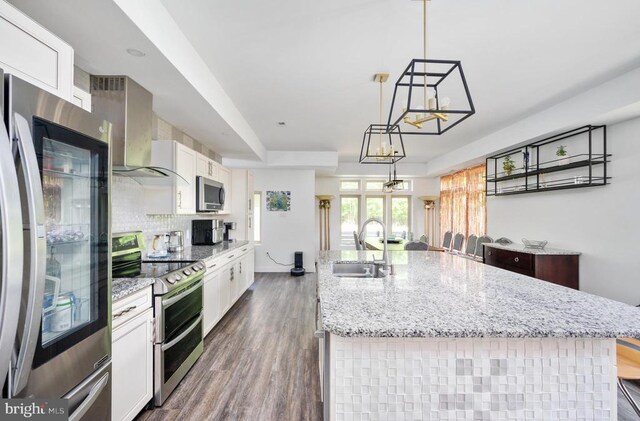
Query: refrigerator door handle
xmin=0 ymin=119 xmax=24 ymax=386
xmin=11 ymin=113 xmax=46 ymax=396
xmin=67 ymin=370 xmax=110 ymax=421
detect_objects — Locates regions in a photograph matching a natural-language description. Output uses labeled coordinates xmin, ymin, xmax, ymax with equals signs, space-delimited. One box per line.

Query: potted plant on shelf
xmin=502 ymin=155 xmax=516 ymax=176
xmin=556 ymin=145 xmax=570 ymax=166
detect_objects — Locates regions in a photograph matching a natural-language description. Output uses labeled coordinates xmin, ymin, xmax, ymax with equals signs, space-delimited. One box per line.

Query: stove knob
xmin=183 ymin=269 xmax=192 ymax=276
xmin=174 ymin=274 xmax=183 ymax=282
xmin=166 ymin=276 xmax=175 ymax=284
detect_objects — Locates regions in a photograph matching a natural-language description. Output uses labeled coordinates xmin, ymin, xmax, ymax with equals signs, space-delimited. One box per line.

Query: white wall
xmin=315 ymin=176 xmax=440 ymax=251
xmin=253 ymin=169 xmax=316 ymax=272
xmin=487 ymin=116 xmax=640 ymax=305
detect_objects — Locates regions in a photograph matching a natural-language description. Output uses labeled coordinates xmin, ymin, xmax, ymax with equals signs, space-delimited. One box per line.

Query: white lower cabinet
xmin=203 ymin=265 xmax=221 ymax=336
xmin=202 ymin=245 xmax=255 ymax=338
xmin=112 ymin=303 xmax=153 ymax=421
xmin=220 ymin=261 xmax=233 ymax=315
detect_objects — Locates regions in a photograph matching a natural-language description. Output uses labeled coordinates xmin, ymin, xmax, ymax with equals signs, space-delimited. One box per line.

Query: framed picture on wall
xmin=266 ymin=191 xmax=291 ymax=211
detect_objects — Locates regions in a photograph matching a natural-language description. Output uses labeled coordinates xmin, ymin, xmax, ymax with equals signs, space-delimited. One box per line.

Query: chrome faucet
xmin=358 ymin=218 xmax=391 ymax=275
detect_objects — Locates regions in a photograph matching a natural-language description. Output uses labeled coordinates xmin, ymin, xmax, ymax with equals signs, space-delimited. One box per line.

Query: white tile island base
xmin=328 ymin=335 xmax=617 ymax=421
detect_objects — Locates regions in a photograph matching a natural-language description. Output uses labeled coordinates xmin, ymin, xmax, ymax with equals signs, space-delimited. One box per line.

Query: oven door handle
xmin=163 ymin=279 xmax=203 ymax=309
xmin=161 ymin=314 xmax=203 ymax=352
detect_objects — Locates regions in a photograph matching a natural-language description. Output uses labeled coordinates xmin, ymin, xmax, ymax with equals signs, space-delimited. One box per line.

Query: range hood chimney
xmin=90 ymin=75 xmax=182 ymax=181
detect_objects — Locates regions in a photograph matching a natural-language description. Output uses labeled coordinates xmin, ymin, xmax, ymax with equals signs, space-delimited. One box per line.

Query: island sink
xmin=330 ymin=261 xmax=378 ymax=278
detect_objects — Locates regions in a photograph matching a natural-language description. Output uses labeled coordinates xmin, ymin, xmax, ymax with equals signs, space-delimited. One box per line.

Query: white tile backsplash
xmin=111 ymin=176 xmax=220 ymax=248
xmin=330 ymin=336 xmax=617 ymax=421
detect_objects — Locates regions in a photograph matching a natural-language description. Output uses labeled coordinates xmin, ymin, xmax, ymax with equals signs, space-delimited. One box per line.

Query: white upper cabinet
xmin=216 ymin=163 xmax=232 ymax=214
xmin=247 ymin=172 xmax=255 ymax=241
xmin=228 ymin=169 xmax=254 ymax=240
xmin=196 ymin=152 xmax=218 ymax=180
xmin=0 ymin=0 xmax=73 ymax=101
xmin=146 ymin=140 xmax=196 ymax=215
xmin=71 ymin=86 xmax=91 ymax=112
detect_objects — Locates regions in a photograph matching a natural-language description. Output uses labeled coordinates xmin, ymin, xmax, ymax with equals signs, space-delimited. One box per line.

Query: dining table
xmin=363 ymin=238 xmax=445 ymax=252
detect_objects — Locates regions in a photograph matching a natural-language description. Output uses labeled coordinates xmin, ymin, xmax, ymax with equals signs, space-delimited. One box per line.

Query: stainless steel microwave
xmin=196 ymin=176 xmax=225 ymax=212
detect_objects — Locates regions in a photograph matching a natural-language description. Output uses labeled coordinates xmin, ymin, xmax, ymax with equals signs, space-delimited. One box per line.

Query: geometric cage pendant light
xmin=359 ymin=73 xmax=406 ymax=164
xmin=387 ymin=0 xmax=475 ymax=135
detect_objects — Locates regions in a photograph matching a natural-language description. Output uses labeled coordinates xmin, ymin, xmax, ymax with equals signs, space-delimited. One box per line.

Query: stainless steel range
xmin=112 ymin=232 xmax=206 ymax=406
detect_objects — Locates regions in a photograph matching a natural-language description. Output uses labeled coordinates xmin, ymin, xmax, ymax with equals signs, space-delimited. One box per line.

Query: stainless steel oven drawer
xmin=155 ymin=279 xmax=203 ymax=343
xmin=154 ymin=314 xmax=203 ymax=406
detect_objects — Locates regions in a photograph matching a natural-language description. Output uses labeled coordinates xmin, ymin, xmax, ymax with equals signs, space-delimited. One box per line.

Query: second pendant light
xmin=359 ymin=73 xmax=406 ymax=164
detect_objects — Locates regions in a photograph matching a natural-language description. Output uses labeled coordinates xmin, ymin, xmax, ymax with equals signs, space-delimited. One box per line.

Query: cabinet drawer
xmin=485 ymin=247 xmax=534 ymax=276
xmin=205 ymin=256 xmax=222 ymax=271
xmin=113 ymin=286 xmax=153 ymax=329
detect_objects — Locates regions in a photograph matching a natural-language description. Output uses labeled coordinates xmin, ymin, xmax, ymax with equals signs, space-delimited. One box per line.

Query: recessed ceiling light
xmin=277 ymin=122 xmax=286 ymax=126
xmin=126 ymin=48 xmax=146 ymax=57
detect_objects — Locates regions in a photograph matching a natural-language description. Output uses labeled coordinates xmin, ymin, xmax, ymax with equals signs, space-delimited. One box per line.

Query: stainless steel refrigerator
xmin=0 ymin=70 xmax=112 ymax=420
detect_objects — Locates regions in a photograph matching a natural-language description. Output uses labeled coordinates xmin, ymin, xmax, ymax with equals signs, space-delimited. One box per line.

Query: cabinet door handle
xmin=514 ymin=257 xmax=519 ymax=263
xmin=177 ymin=191 xmax=182 ymax=208
xmin=488 ymin=251 xmax=492 ymax=256
xmin=227 ymin=254 xmax=235 ymax=259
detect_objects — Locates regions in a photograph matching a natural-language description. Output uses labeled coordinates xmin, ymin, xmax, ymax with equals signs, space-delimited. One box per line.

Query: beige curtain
xmin=440 ymin=165 xmax=486 ymax=241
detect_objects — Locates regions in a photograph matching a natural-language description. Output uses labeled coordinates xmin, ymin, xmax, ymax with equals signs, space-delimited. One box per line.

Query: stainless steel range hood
xmin=90 ymin=75 xmax=184 ymax=183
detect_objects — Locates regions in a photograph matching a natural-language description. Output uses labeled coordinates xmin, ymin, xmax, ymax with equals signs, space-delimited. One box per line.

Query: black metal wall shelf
xmin=486 ymin=125 xmax=610 ymax=197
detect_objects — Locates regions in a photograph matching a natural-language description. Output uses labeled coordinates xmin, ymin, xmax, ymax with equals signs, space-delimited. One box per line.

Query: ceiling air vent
xmin=91 ymin=76 xmax=126 ymax=92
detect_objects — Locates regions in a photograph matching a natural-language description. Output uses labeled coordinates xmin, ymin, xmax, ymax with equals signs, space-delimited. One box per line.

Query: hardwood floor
xmin=136 ymin=271 xmax=640 ymax=420
xmin=136 ymin=272 xmax=322 ymax=421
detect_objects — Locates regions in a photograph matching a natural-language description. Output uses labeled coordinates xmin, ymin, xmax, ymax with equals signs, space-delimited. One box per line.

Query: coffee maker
xmin=223 ymin=222 xmax=236 ymax=242
xmin=192 ymin=219 xmax=224 ymax=245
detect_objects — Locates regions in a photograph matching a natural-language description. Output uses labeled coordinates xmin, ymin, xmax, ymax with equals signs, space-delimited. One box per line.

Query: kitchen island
xmin=317 ymin=250 xmax=640 ymax=421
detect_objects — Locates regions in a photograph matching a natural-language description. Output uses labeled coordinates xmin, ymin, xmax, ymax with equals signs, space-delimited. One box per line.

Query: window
xmin=439 ymin=165 xmax=486 ymax=241
xmin=365 ymin=196 xmax=385 ymax=237
xmin=391 ymin=196 xmax=410 ymax=237
xmin=253 ymin=192 xmax=261 ymax=242
xmin=396 ymin=180 xmax=412 ymax=192
xmin=340 ymin=180 xmax=360 ymax=191
xmin=365 ymin=180 xmax=384 ymax=191
xmin=340 ymin=196 xmax=360 ymax=247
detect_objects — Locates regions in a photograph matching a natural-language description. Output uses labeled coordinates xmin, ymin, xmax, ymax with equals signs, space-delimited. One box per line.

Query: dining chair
xmin=474 ymin=235 xmax=494 ymax=259
xmin=465 ymin=234 xmax=478 ymax=256
xmin=442 ymin=231 xmax=453 ymax=249
xmin=452 ymin=233 xmax=465 ymax=253
xmin=404 ymin=241 xmax=429 ymax=251
xmin=419 ymin=234 xmax=428 ymax=244
xmin=353 ymin=231 xmax=362 ymax=251
xmin=617 ymin=338 xmax=640 ymax=417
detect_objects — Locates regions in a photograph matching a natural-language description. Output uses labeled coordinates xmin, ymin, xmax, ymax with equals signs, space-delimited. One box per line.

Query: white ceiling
xmin=7 ymin=0 xmax=261 ymax=159
xmin=160 ymin=0 xmax=640 ymax=163
xmin=8 ymin=0 xmax=640 ymax=166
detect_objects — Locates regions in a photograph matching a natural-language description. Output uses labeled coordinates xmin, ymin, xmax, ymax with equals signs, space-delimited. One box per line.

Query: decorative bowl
xmin=522 ymin=238 xmax=548 ymax=249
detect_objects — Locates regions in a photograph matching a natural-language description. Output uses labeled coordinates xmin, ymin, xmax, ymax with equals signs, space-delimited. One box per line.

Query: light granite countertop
xmin=112 ymin=277 xmax=156 ymax=302
xmin=144 ymin=240 xmax=251 ymax=262
xmin=483 ymin=242 xmax=581 ymax=255
xmin=317 ymin=250 xmax=640 ymax=338
xmin=112 ymin=241 xmax=252 ymax=301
